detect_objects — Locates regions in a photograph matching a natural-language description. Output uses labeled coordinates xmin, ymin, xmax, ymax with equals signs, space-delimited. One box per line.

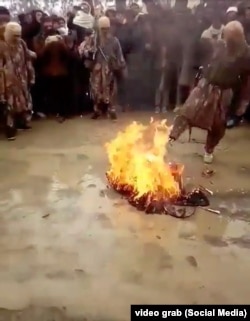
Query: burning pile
xmin=106 ymin=119 xmax=209 ymax=218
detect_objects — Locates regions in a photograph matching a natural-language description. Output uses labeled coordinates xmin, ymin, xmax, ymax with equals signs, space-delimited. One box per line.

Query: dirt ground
xmin=0 ymin=112 xmax=249 ymax=321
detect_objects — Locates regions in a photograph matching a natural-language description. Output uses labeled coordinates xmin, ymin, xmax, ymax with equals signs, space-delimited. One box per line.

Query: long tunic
xmin=0 ymin=40 xmax=14 ymax=103
xmin=0 ymin=40 xmax=16 ymax=127
xmin=7 ymin=39 xmax=35 ymax=114
xmin=170 ymin=40 xmax=250 ymax=152
xmin=79 ymin=33 xmax=126 ymax=109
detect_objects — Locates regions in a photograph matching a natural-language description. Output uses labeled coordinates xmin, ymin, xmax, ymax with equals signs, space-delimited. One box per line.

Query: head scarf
xmin=98 ymin=16 xmax=110 ymax=28
xmin=4 ymin=22 xmax=21 ymax=42
xmin=73 ymin=1 xmax=94 ymax=29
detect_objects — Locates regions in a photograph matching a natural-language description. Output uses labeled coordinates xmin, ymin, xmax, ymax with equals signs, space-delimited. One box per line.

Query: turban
xmin=226 ymin=7 xmax=238 ymax=14
xmin=5 ymin=22 xmax=21 ymax=34
xmin=98 ymin=16 xmax=110 ymax=29
xmin=4 ymin=22 xmax=21 ymax=42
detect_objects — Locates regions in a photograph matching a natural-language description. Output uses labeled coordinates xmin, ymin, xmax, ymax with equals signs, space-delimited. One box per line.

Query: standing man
xmin=4 ymin=22 xmax=35 ymax=129
xmin=169 ymin=21 xmax=250 ymax=164
xmin=79 ymin=16 xmax=126 ymax=120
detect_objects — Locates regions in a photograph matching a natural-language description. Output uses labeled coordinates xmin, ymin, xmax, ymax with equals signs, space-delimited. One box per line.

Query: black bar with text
xmin=131 ymin=305 xmax=249 ymax=320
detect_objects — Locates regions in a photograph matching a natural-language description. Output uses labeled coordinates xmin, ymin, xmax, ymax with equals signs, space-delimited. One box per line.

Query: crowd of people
xmin=0 ymin=0 xmax=250 ymax=163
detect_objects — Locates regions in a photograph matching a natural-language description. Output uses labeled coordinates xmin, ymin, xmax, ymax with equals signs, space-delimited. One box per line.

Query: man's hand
xmin=29 ymin=50 xmax=37 ymax=59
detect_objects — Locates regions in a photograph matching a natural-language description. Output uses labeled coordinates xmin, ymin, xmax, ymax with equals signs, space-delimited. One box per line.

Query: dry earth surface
xmin=0 ymin=112 xmax=249 ymax=320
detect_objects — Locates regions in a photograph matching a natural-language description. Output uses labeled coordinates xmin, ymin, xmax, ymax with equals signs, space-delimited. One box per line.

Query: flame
xmin=105 ymin=119 xmax=184 ymax=204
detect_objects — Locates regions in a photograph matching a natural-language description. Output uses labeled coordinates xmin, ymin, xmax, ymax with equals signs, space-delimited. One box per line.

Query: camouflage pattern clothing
xmin=90 ymin=61 xmax=117 ymax=113
xmin=170 ymin=79 xmax=232 ymax=153
xmin=7 ymin=39 xmax=35 ymax=118
xmin=0 ymin=40 xmax=16 ymax=131
xmin=170 ymin=41 xmax=250 ymax=153
xmin=79 ymin=33 xmax=126 ymax=116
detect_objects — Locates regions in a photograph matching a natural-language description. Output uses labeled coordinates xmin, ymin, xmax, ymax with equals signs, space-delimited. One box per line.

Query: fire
xmin=106 ymin=119 xmax=184 ymax=203
xmin=105 ymin=118 xmax=210 ymax=217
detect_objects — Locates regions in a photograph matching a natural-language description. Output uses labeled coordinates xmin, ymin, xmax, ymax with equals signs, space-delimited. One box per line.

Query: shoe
xmin=226 ymin=119 xmax=237 ymax=129
xmin=109 ymin=111 xmax=117 ymax=120
xmin=17 ymin=123 xmax=32 ymax=130
xmin=121 ymin=105 xmax=129 ymax=112
xmin=203 ymin=152 xmax=213 ymax=164
xmin=226 ymin=116 xmax=242 ymax=129
xmin=15 ymin=116 xmax=31 ymax=129
xmin=58 ymin=116 xmax=65 ymax=123
xmin=5 ymin=126 xmax=17 ymax=141
xmin=91 ymin=112 xmax=101 ymax=119
xmin=37 ymin=112 xmax=46 ymax=119
xmin=162 ymin=107 xmax=167 ymax=113
xmin=155 ymin=106 xmax=160 ymax=113
xmin=173 ymin=106 xmax=181 ymax=113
